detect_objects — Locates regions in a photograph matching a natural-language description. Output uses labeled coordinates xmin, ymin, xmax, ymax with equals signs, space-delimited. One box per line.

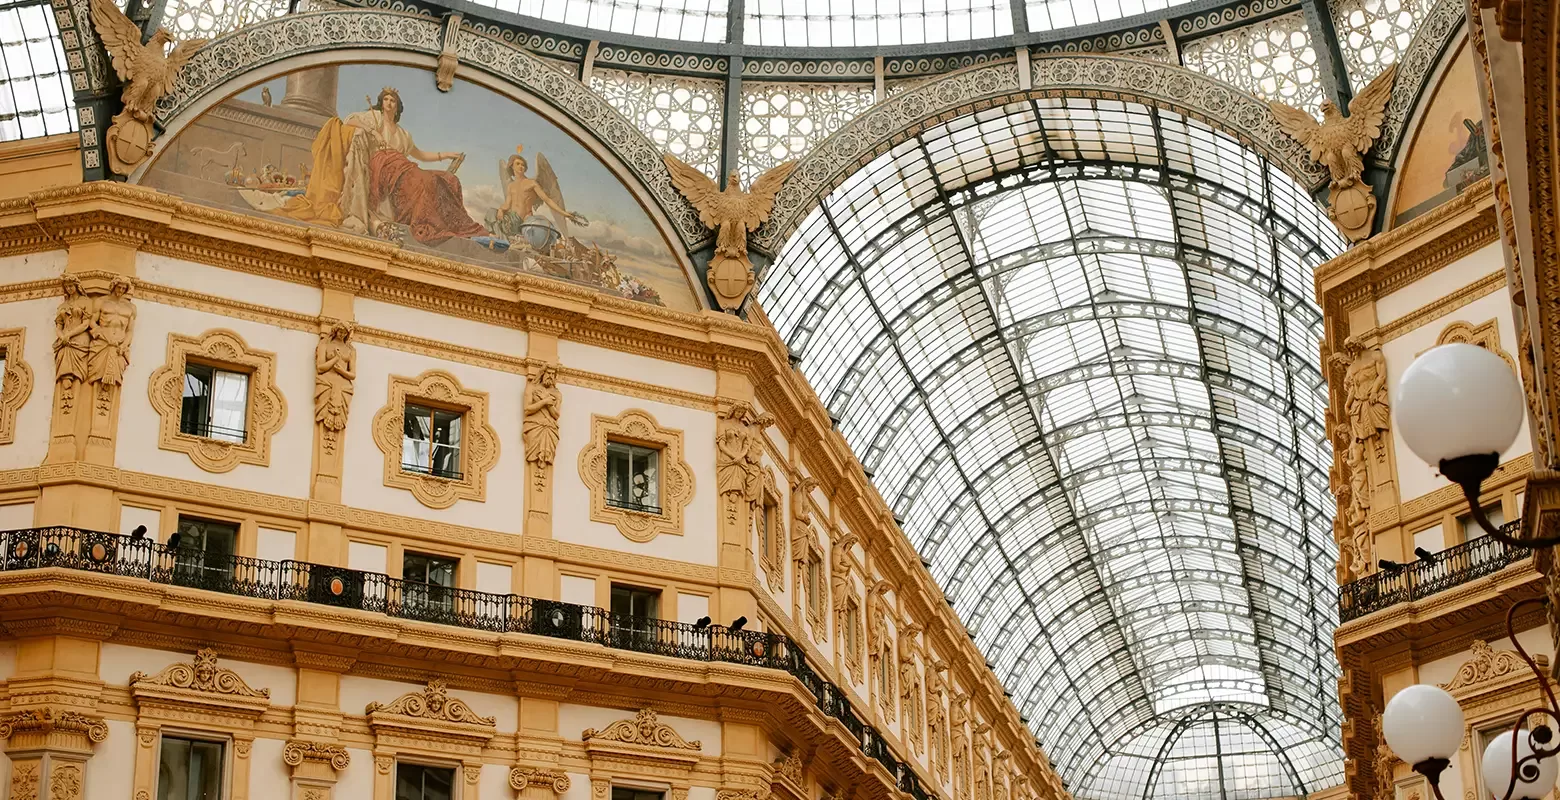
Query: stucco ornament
xmin=581 ymin=708 xmax=701 ymax=751
xmin=129 ymin=648 xmax=270 ymax=699
xmin=716 ymin=401 xmax=774 ymax=510
xmin=663 ymin=155 xmax=796 ymax=312
xmin=87 ymin=277 xmax=135 ymax=418
xmin=53 ymin=277 xmax=92 ymax=404
xmin=314 ymin=321 xmax=356 ymax=454
xmin=509 ymin=767 xmax=571 ymax=793
xmin=1269 ymin=64 xmax=1398 ymax=242
xmin=89 ymin=0 xmax=206 ymax=174
xmin=365 ymin=679 xmax=495 ymax=725
xmin=1330 ymin=339 xmax=1390 ymax=578
xmin=523 ymin=364 xmax=561 ymax=466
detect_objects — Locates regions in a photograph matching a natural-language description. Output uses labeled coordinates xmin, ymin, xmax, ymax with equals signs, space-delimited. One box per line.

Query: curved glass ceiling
xmin=757 ymin=97 xmax=1344 ymax=800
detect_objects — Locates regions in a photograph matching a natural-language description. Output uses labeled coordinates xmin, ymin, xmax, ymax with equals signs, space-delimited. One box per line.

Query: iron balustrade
xmin=0 ymin=526 xmax=935 ymax=798
xmin=1337 ymin=523 xmax=1533 ymax=623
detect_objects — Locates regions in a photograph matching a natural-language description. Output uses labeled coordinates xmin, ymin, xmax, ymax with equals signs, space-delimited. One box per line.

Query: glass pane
xmin=396 ymin=763 xmax=454 ymax=800
xmin=606 ymin=442 xmax=631 ymax=506
xmin=158 ymin=737 xmax=224 ymax=800
xmin=403 ymin=404 xmax=432 ymax=470
xmin=433 ymin=409 xmax=462 ymax=478
xmin=181 ymin=363 xmax=213 ymax=437
xmin=632 ymin=445 xmax=659 ymax=509
xmin=209 ymin=369 xmax=249 ymax=442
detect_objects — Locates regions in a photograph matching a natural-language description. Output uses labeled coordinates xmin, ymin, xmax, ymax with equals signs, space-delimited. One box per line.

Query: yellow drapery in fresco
xmin=279 ymin=117 xmax=355 ymax=227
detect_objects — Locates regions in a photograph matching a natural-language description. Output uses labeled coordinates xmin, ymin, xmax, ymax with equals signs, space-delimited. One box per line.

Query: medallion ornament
xmin=663 ymin=155 xmax=796 ymax=312
xmin=577 ymin=408 xmax=694 ymax=542
xmin=147 ymin=328 xmax=287 ymax=473
xmin=89 ymin=0 xmax=206 ymax=173
xmin=581 ymin=708 xmax=701 ymax=751
xmin=1269 ymin=64 xmax=1398 ymax=242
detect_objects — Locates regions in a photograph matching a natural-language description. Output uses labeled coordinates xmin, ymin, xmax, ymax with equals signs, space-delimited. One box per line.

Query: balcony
xmin=1337 ymin=524 xmax=1533 ymax=623
xmin=0 ymin=526 xmax=935 ymax=800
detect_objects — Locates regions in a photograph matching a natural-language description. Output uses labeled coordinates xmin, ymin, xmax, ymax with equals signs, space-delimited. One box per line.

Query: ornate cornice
xmin=129 ymin=648 xmax=270 ymax=700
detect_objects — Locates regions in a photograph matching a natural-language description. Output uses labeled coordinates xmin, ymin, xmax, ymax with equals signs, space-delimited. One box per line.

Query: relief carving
xmin=87 ymin=277 xmax=135 ymax=416
xmin=283 ymin=740 xmax=352 ymax=772
xmin=129 ymin=648 xmax=270 ymax=699
xmin=522 ymin=364 xmax=561 ymax=467
xmin=0 ymin=707 xmax=109 ymax=743
xmin=1330 ymin=339 xmax=1391 ymax=579
xmin=10 ymin=762 xmax=38 ymax=800
xmin=53 ymin=277 xmax=93 ymax=408
xmin=48 ymin=763 xmax=81 ymax=800
xmin=1374 ymin=713 xmax=1400 ymax=800
xmin=364 ymin=679 xmax=495 ymax=726
xmin=1440 ymin=639 xmax=1540 ymax=691
xmin=928 ymin=659 xmax=948 ymax=777
xmin=663 ymin=156 xmax=797 ymax=312
xmin=314 ymin=321 xmax=356 ymax=455
xmin=89 ymin=0 xmax=206 ymax=173
xmin=581 ymin=708 xmax=701 ymax=751
xmin=715 ymin=401 xmax=774 ymax=517
xmin=509 ymin=766 xmax=571 ymax=793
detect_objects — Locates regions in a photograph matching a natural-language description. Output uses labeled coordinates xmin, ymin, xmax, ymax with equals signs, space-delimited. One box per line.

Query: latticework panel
xmin=739 ymin=82 xmax=877 ymax=184
xmin=1181 ymin=12 xmax=1325 ymax=114
xmin=1331 ymin=0 xmax=1433 ymax=89
xmin=589 ymin=67 xmax=722 ymax=178
xmin=159 ymin=0 xmax=291 ymax=40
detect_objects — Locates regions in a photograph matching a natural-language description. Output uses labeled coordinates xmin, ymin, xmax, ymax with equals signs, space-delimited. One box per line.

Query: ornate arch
xmin=1372 ymin=0 xmax=1469 ymax=168
xmin=752 ymin=54 xmax=1335 ymax=253
xmin=144 ymin=8 xmax=711 ymax=250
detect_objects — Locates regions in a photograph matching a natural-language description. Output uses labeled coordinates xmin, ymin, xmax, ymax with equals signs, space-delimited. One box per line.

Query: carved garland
xmin=0 ymin=707 xmax=109 ymax=744
xmin=577 ymin=409 xmax=694 ymax=543
xmin=146 ymin=329 xmax=287 ymax=473
xmin=283 ymin=740 xmax=352 ymax=772
xmin=0 ymin=328 xmax=33 ymax=446
xmin=370 ymin=369 xmax=499 ymax=509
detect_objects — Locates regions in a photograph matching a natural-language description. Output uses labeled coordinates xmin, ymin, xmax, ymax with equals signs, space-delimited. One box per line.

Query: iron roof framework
xmin=758 ymin=96 xmax=1345 ymax=800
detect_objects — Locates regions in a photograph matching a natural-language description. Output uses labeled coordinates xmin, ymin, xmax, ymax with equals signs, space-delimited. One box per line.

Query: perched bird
xmin=1377 ymin=558 xmax=1405 ymax=573
xmin=729 ymin=616 xmax=747 ymax=631
xmin=166 ymin=531 xmax=182 ymax=551
xmin=1414 ymin=546 xmax=1436 ymax=561
xmin=130 ymin=524 xmax=146 ymax=540
xmin=693 ymin=616 xmax=711 ymax=629
xmin=1268 ymin=64 xmax=1398 ymax=190
xmin=260 ymin=86 xmax=272 ymax=107
xmin=90 ymin=0 xmax=208 ymax=123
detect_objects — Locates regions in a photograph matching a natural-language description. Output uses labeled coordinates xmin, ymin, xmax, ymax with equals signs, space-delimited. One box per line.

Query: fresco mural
xmin=141 ymin=63 xmax=700 ymax=311
xmin=1392 ymin=42 xmax=1491 ymax=227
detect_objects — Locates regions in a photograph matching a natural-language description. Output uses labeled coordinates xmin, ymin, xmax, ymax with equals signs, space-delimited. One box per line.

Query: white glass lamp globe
xmin=1394 ymin=343 xmax=1524 ymax=466
xmin=1482 ymin=729 xmax=1559 ymax=800
xmin=1382 ymin=684 xmax=1466 ymax=764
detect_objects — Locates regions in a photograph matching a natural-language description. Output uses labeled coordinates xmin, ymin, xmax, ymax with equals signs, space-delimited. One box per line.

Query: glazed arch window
xmin=396 ymin=762 xmax=456 ymax=800
xmin=606 ymin=441 xmax=660 ymax=513
xmin=402 ymin=402 xmax=464 ymax=480
xmin=156 ymin=734 xmax=227 ymax=800
xmin=180 ymin=361 xmax=250 ymax=443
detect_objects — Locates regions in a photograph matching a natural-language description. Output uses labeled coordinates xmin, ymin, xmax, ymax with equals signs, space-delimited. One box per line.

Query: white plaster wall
xmin=0 ymin=250 xmax=66 ymax=284
xmin=557 ymin=340 xmax=715 ymax=396
xmin=256 ymin=526 xmax=296 ymax=562
xmin=677 ymin=591 xmax=709 ymax=625
xmin=119 ymin=505 xmax=162 ymax=541
xmin=557 ymin=703 xmax=720 ymax=756
xmin=99 ymin=644 xmax=298 ymax=706
xmin=1382 ymin=289 xmax=1530 ymax=501
xmin=0 ymin=297 xmax=64 ymax=469
xmin=354 ymin=299 xmax=526 ymax=358
xmin=687 ymin=786 xmax=716 ymax=800
xmin=1418 ymin=625 xmax=1553 ymax=686
xmin=450 ymin=685 xmax=518 ymax=734
xmin=85 ymin=719 xmax=137 ymax=800
xmin=0 ymin=502 xmax=33 ymax=530
xmin=348 ymin=540 xmax=387 ymax=573
xmin=339 ymin=343 xmax=525 ymax=531
xmin=1376 ymin=244 xmax=1504 ymax=324
xmin=339 ymin=675 xmax=517 ymax=733
xmin=338 ymin=747 xmax=375 ymax=798
xmin=551 ymin=385 xmax=716 ymax=564
xmin=136 ymin=254 xmax=323 ymax=317
xmin=476 ymin=561 xmax=512 ymax=595
xmin=116 ymin=301 xmax=316 ymax=498
xmin=559 ymin=573 xmax=595 ymax=607
xmin=561 ymin=772 xmax=590 ymax=800
xmin=248 ymin=736 xmax=290 ymax=800
xmin=479 ymin=763 xmax=510 ymax=800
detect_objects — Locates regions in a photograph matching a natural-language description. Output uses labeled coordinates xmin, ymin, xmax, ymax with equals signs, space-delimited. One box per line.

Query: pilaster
xmin=308 ymin=280 xmax=359 ymax=565
xmin=1 ymin=636 xmax=107 ymax=800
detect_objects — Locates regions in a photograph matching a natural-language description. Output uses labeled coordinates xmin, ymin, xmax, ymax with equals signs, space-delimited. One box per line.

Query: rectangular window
xmin=606 ymin=441 xmax=660 ymax=513
xmin=0 ymin=347 xmax=7 ymax=396
xmin=169 ymin=516 xmax=239 ymax=588
xmin=402 ymin=403 xmax=463 ymax=479
xmin=180 ymin=362 xmax=249 ymax=443
xmin=395 ymin=763 xmax=455 ymax=800
xmin=611 ymin=789 xmax=664 ymax=800
xmin=1459 ymin=503 xmax=1506 ymax=542
xmin=402 ymin=551 xmax=458 ymax=616
xmin=609 ymin=584 xmax=660 ymax=650
xmin=157 ymin=735 xmax=225 ymax=800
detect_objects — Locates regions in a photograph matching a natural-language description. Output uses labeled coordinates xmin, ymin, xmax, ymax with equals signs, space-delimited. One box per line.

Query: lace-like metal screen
xmin=758 ymin=97 xmax=1344 ymax=800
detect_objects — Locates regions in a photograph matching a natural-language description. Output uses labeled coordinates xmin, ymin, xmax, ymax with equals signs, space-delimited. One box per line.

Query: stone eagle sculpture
xmin=90 ymin=0 xmax=207 ymax=174
xmin=663 ymin=156 xmax=796 ymax=313
xmin=1269 ymin=63 xmax=1398 ymax=243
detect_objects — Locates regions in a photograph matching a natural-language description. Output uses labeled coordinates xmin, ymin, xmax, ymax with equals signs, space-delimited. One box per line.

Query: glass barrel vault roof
xmin=758 ymin=97 xmax=1345 ymax=800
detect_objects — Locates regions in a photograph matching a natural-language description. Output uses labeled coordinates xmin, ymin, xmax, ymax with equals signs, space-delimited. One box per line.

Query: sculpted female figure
xmin=87 ymin=278 xmax=134 ymax=388
xmin=522 ymin=365 xmax=561 ymax=465
xmin=314 ymin=321 xmax=356 ymax=434
xmin=53 ymin=276 xmax=93 ymax=390
xmin=715 ymin=404 xmax=751 ymax=498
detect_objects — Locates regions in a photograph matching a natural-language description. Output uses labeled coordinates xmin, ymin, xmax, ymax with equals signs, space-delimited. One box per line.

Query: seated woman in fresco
xmin=280 ymin=86 xmax=486 ymax=245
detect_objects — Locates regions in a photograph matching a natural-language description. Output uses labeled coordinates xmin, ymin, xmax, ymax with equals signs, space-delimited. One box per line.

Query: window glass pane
xmin=395 ymin=763 xmax=454 ymax=800
xmin=607 ymin=442 xmax=631 ymax=505
xmin=632 ymin=446 xmax=658 ymax=508
xmin=433 ymin=409 xmax=462 ymax=477
xmin=209 ymin=369 xmax=248 ymax=442
xmin=607 ymin=443 xmax=660 ymax=510
xmin=1 ymin=349 xmax=7 ymax=395
xmin=157 ymin=736 xmax=224 ymax=800
xmin=403 ymin=404 xmax=432 ymax=470
xmin=181 ymin=363 xmax=213 ymax=436
xmin=403 ymin=552 xmax=457 ymax=587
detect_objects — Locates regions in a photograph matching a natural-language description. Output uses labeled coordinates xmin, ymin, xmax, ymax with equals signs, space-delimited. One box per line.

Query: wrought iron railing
xmin=0 ymin=526 xmax=935 ymax=799
xmin=1338 ymin=523 xmax=1533 ymax=623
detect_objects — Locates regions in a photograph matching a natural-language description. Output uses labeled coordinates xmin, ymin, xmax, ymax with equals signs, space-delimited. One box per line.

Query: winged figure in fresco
xmin=663 ymin=156 xmax=796 ymax=312
xmin=1269 ymin=64 xmax=1398 ymax=190
xmin=90 ymin=0 xmax=207 ymax=123
xmin=487 ymin=145 xmax=588 ymax=253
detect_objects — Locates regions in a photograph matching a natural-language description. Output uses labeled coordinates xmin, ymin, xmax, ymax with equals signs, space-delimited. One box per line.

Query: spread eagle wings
xmin=663 ymin=155 xmax=797 ymax=232
xmin=1269 ymin=63 xmax=1398 ymax=170
xmin=163 ymin=39 xmax=207 ymax=92
xmin=1342 ymin=62 xmax=1398 ymax=152
xmin=663 ymin=155 xmax=724 ymax=229
xmin=89 ymin=0 xmax=148 ymax=84
xmin=742 ymin=161 xmax=797 ymax=232
xmin=536 ymin=153 xmax=565 ymax=213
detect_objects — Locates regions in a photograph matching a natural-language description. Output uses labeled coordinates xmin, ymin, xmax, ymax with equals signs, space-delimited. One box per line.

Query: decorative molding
xmin=1374 ymin=0 xmax=1467 ymax=165
xmin=146 ymin=329 xmax=287 ymax=473
xmin=129 ymin=648 xmax=271 ymax=701
xmin=364 ymin=679 xmax=495 ymax=726
xmin=581 ymin=708 xmax=701 ymax=751
xmin=0 ymin=328 xmax=33 ymax=445
xmin=282 ymin=740 xmax=352 ymax=771
xmin=509 ymin=766 xmax=572 ymax=793
xmin=1375 ymin=271 xmax=1506 ymax=343
xmin=758 ymin=467 xmax=785 ymax=593
xmin=577 ymin=408 xmax=694 ymax=543
xmin=0 ymin=707 xmax=108 ymax=744
xmin=370 ymin=369 xmax=499 ymax=509
xmin=1441 ymin=640 xmax=1547 ymax=692
xmin=1433 ymin=317 xmax=1517 ymax=373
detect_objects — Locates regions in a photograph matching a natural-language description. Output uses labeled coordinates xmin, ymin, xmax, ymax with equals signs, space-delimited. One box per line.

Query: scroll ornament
xmin=282 ymin=740 xmax=352 ymax=771
xmin=772 ymin=751 xmax=804 ymax=786
xmin=663 ymin=156 xmax=797 ymax=312
xmin=129 ymin=648 xmax=270 ymax=699
xmin=1440 ymin=639 xmax=1537 ymax=691
xmin=314 ymin=321 xmax=356 ymax=454
xmin=1270 ymin=64 xmax=1398 ymax=243
xmin=89 ymin=0 xmax=207 ymax=174
xmin=510 ymin=767 xmax=571 ymax=793
xmin=581 ymin=708 xmax=701 ymax=751
xmin=365 ymin=679 xmax=495 ymax=726
xmin=0 ymin=707 xmax=109 ymax=743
